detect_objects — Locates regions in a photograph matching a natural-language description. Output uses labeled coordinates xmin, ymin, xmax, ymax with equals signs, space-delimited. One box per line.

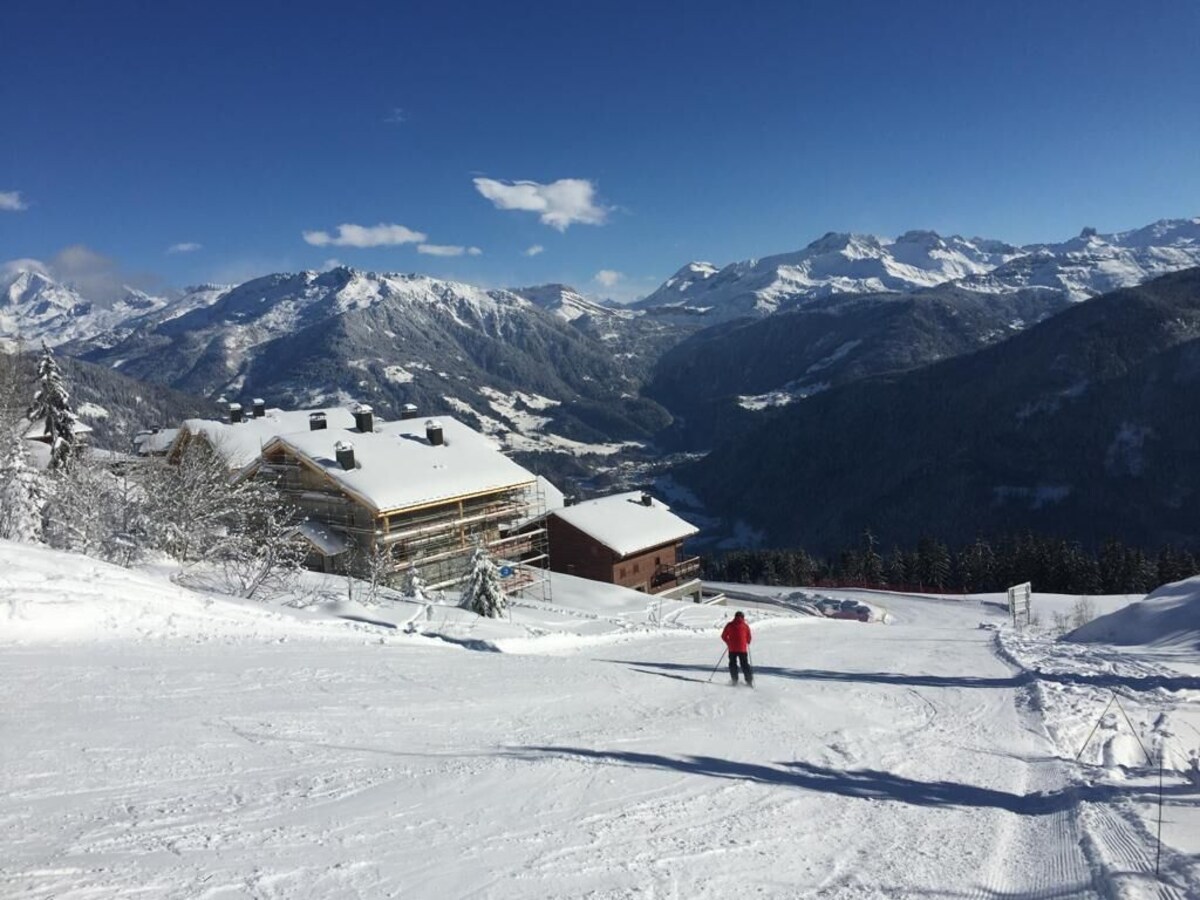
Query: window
xmin=619 ymin=566 xmax=626 ymax=578
xmin=633 ymin=562 xmax=640 ymax=573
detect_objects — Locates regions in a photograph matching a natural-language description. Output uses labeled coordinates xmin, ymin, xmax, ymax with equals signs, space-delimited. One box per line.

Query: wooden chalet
xmin=247 ymin=405 xmax=548 ymax=591
xmin=537 ymin=491 xmax=702 ymax=601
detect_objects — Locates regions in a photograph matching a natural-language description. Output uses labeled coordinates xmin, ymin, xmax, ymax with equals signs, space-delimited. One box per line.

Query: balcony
xmin=650 ymin=556 xmax=701 ymax=589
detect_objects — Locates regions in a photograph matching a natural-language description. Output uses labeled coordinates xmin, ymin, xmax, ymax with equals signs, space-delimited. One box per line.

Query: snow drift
xmin=1065 ymin=575 xmax=1200 ymax=649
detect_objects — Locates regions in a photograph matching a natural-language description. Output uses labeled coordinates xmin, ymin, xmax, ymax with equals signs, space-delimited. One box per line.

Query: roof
xmin=23 ymin=419 xmax=94 ymax=441
xmin=266 ymin=416 xmax=537 ymax=514
xmin=133 ymin=428 xmax=179 ymax=455
xmin=550 ymin=491 xmax=699 ymax=557
xmin=177 ymin=408 xmax=357 ymax=469
xmin=291 ymin=520 xmax=350 ymax=556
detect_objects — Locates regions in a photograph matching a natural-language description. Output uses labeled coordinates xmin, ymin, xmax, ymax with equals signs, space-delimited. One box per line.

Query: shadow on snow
xmin=603 ymin=659 xmax=1200 ymax=694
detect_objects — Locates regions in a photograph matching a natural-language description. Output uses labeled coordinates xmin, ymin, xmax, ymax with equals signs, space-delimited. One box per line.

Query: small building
xmin=539 ymin=491 xmax=702 ymax=601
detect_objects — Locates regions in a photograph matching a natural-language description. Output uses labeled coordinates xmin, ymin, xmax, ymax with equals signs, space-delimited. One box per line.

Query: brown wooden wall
xmin=545 ymin=516 xmax=682 ymax=594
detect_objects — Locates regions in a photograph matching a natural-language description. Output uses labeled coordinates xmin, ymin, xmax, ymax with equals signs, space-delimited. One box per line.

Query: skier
xmin=721 ymin=610 xmax=753 ymax=686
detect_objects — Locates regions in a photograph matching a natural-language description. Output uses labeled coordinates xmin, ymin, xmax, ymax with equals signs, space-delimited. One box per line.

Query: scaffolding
xmin=259 ymin=446 xmax=551 ymax=604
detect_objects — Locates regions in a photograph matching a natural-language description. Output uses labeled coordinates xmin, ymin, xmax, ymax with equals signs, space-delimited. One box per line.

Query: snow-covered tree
xmin=215 ymin=481 xmax=306 ymax=599
xmin=139 ymin=436 xmax=305 ymax=597
xmin=404 ymin=562 xmax=431 ymax=604
xmin=27 ymin=342 xmax=78 ymax=473
xmin=0 ymin=418 xmax=46 ymax=542
xmin=0 ymin=346 xmax=46 ymax=542
xmin=460 ymin=543 xmax=507 ymax=618
xmin=41 ymin=451 xmax=150 ymax=565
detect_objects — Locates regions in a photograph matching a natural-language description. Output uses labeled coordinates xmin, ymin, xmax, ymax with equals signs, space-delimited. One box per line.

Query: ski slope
xmin=2 ymin=546 xmax=1198 ymax=898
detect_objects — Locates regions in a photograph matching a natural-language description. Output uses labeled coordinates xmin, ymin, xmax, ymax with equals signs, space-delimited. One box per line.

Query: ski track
xmin=2 ymin=596 xmax=1197 ymax=897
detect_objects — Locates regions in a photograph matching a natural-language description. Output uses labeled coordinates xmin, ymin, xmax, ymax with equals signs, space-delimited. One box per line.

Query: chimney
xmin=335 ymin=440 xmax=356 ymax=470
xmin=353 ymin=403 xmax=374 ymax=433
xmin=252 ymin=398 xmax=266 ymax=418
xmin=400 ymin=403 xmax=419 ymax=420
xmin=640 ymin=492 xmax=653 ymax=507
xmin=309 ymin=412 xmax=327 ymax=431
xmin=425 ymin=419 xmax=444 ymax=446
xmin=228 ymin=402 xmax=243 ymax=424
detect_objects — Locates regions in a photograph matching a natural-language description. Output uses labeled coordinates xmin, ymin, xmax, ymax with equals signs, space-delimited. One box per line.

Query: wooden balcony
xmin=650 ymin=556 xmax=701 ymax=589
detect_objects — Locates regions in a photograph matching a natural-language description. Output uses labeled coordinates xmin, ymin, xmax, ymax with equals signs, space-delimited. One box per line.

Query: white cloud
xmin=0 ymin=191 xmax=28 ymax=212
xmin=303 ymin=223 xmax=427 ymax=248
xmin=415 ymin=244 xmax=483 ymax=258
xmin=524 ymin=244 xmax=545 ymax=257
xmin=321 ymin=258 xmax=344 ymax=271
xmin=385 ymin=107 xmax=406 ymax=124
xmin=1 ymin=257 xmax=50 ymax=281
xmin=594 ymin=269 xmax=624 ymax=288
xmin=418 ymin=244 xmax=462 ymax=257
xmin=473 ymin=177 xmax=608 ymax=231
xmin=166 ymin=242 xmax=202 ymax=254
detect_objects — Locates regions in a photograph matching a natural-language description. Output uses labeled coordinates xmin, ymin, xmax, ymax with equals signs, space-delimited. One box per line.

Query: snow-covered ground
xmin=2 ymin=543 xmax=1198 ymax=898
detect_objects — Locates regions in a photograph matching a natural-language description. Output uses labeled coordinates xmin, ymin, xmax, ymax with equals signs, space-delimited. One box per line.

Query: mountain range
xmin=678 ymin=267 xmax=1200 ymax=553
xmin=636 ymin=218 xmax=1200 ymax=323
xmin=3 ymin=215 xmax=1200 ymax=551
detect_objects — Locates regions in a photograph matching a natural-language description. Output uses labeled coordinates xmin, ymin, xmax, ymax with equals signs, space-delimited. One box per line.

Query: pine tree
xmin=27 ymin=342 xmax=78 ymax=472
xmin=460 ymin=543 xmax=507 ymax=618
xmin=0 ymin=419 xmax=45 ymax=542
xmin=861 ymin=529 xmax=884 ymax=587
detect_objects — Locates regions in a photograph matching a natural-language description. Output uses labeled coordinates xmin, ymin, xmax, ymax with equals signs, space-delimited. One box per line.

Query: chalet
xmin=168 ymin=402 xmax=357 ymax=472
xmin=539 ymin=491 xmax=702 ymax=601
xmin=248 ymin=406 xmax=548 ymax=591
xmin=22 ymin=418 xmax=94 ymax=468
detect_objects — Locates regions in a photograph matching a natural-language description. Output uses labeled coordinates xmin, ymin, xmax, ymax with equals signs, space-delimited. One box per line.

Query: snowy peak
xmin=961 ymin=217 xmax=1200 ymax=301
xmin=511 ymin=284 xmax=633 ymax=323
xmin=637 ymin=228 xmax=1022 ymax=322
xmin=637 ymin=217 xmax=1200 ymax=323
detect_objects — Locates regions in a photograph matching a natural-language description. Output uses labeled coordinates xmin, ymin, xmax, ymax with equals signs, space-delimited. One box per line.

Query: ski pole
xmin=707 ymin=649 xmax=728 ymax=682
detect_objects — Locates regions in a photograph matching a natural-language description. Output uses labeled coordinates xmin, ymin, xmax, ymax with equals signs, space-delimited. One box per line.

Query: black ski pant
xmin=728 ymin=652 xmax=753 ymax=684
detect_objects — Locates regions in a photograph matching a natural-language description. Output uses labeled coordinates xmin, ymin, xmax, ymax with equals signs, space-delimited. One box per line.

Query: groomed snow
xmin=2 ymin=543 xmax=1198 ymax=898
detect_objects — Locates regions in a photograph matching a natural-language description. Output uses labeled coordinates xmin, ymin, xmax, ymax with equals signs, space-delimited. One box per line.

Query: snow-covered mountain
xmin=637 ymin=218 xmax=1200 ymax=323
xmin=511 ymin=283 xmax=634 ymax=324
xmin=0 ymin=263 xmax=227 ymax=347
xmin=680 ymin=267 xmax=1200 ymax=553
xmin=70 ymin=267 xmax=672 ymax=470
xmin=958 ymin=218 xmax=1200 ymax=300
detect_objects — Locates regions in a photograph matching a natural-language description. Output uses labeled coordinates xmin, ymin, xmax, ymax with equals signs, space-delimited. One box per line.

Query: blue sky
xmin=2 ymin=0 xmax=1198 ymax=302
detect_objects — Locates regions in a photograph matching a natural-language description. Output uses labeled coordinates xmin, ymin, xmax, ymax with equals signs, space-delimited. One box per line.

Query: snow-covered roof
xmin=267 ymin=416 xmax=537 ymax=515
xmin=132 ymin=428 xmax=179 ymax=455
xmin=23 ymin=419 xmax=94 ymax=441
xmin=177 ymin=408 xmax=357 ymax=469
xmin=291 ymin=520 xmax=350 ymax=557
xmin=550 ymin=491 xmax=699 ymax=557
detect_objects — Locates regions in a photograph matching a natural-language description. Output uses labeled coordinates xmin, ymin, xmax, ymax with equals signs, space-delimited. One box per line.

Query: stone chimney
xmin=353 ymin=403 xmax=374 ymax=433
xmin=252 ymin=398 xmax=266 ymax=418
xmin=400 ymin=403 xmax=419 ymax=420
xmin=335 ymin=440 xmax=356 ymax=470
xmin=425 ymin=419 xmax=444 ymax=446
xmin=228 ymin=402 xmax=243 ymax=424
xmin=308 ymin=412 xmax=327 ymax=431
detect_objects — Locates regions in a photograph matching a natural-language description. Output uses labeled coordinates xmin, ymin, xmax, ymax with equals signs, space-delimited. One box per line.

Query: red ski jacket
xmin=721 ymin=618 xmax=752 ymax=653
